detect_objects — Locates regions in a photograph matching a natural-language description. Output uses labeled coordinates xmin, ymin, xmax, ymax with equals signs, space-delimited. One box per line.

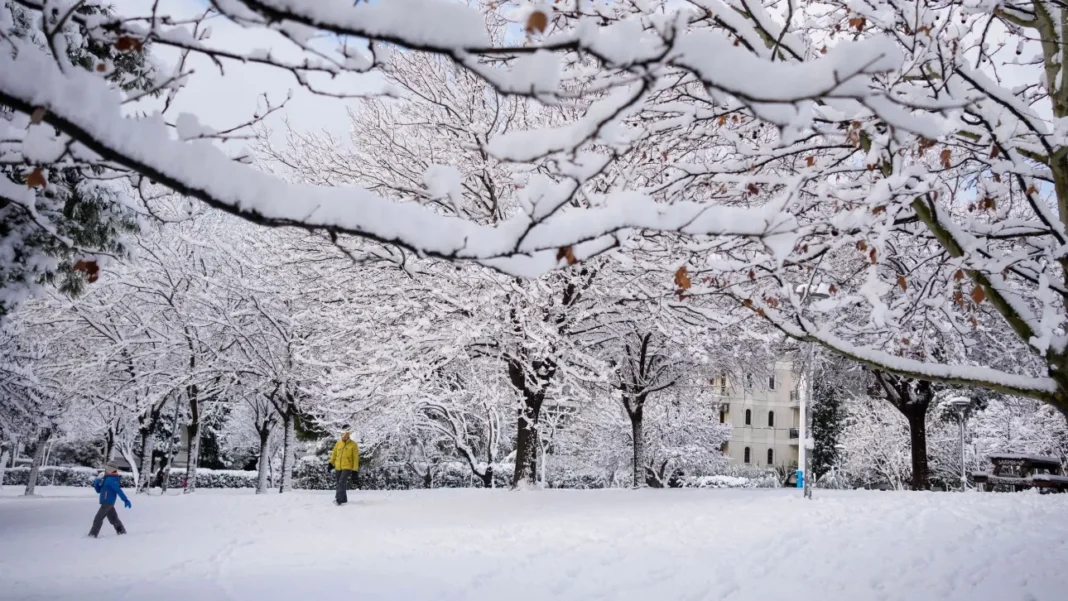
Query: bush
xmin=1 ymin=466 xmax=256 ymax=490
xmin=679 ymin=466 xmax=780 ymax=489
xmin=164 ymin=469 xmax=258 ymax=489
xmin=2 ymin=467 xmax=136 ymax=488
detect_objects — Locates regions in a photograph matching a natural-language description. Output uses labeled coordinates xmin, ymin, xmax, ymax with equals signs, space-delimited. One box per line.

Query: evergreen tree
xmin=0 ymin=2 xmax=158 ymax=317
xmin=811 ymin=378 xmax=844 ymax=482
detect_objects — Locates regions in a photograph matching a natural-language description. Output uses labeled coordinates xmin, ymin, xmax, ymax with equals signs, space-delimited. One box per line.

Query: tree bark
xmin=629 ymin=407 xmax=645 ymax=489
xmin=137 ymin=434 xmax=155 ymax=494
xmin=512 ymin=399 xmax=542 ymax=488
xmin=0 ymin=450 xmax=9 ymax=489
xmin=278 ymin=411 xmax=295 ymax=493
xmin=183 ymin=421 xmax=200 ymax=493
xmin=256 ymin=427 xmax=271 ymax=494
xmin=24 ymin=429 xmax=50 ymax=496
xmin=183 ymin=383 xmax=201 ymax=494
xmin=904 ymin=408 xmax=930 ymax=491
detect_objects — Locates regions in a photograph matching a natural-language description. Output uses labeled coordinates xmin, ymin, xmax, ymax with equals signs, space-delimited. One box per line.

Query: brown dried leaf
xmin=989 ymin=145 xmax=1000 ymax=159
xmin=897 ymin=275 xmax=907 ymax=291
xmin=717 ymin=115 xmax=728 ymax=126
xmin=30 ymin=107 xmax=46 ymax=124
xmin=73 ymin=260 xmax=100 ymax=283
xmin=828 ymin=284 xmax=838 ymax=295
xmin=869 ymin=248 xmax=877 ymax=263
xmin=556 ymin=246 xmax=577 ymax=265
xmin=939 ymin=148 xmax=952 ymax=169
xmin=848 ymin=17 xmax=866 ymax=31
xmin=25 ymin=168 xmax=46 ymax=189
xmin=114 ymin=36 xmax=144 ymax=52
xmin=856 ymin=240 xmax=868 ymax=251
xmin=954 ymin=269 xmax=964 ymax=281
xmin=872 ymin=205 xmax=885 ymax=215
xmin=953 ymin=290 xmax=964 ymax=306
xmin=674 ymin=266 xmax=692 ymax=291
xmin=806 ymin=156 xmax=815 ymax=167
xmin=95 ymin=63 xmax=107 ymax=72
xmin=1026 ymin=186 xmax=1038 ymax=196
xmin=970 ymin=285 xmax=986 ymax=304
xmin=765 ymin=297 xmax=779 ymax=308
xmin=748 ymin=269 xmax=756 ymax=281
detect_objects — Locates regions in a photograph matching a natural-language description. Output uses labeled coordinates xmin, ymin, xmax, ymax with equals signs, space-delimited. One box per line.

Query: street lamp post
xmin=796 ymin=285 xmax=829 ymax=500
xmin=947 ymin=397 xmax=971 ymax=491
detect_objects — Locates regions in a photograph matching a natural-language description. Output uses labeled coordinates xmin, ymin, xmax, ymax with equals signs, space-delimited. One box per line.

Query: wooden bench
xmin=974 ymin=454 xmax=1067 ymax=494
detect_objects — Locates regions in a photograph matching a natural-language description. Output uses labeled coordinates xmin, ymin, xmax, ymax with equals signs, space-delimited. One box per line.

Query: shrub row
xmin=3 ymin=463 xmax=782 ymax=490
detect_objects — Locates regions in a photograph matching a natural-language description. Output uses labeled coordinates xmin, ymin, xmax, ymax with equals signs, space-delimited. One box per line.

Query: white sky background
xmin=110 ymin=0 xmax=383 ymax=139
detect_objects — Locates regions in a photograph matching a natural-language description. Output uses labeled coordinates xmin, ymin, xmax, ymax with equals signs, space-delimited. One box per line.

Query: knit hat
xmin=104 ymin=463 xmax=118 ymax=473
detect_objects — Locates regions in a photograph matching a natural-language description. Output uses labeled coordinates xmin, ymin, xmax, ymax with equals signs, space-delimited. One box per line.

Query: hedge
xmin=2 ymin=464 xmax=780 ymax=490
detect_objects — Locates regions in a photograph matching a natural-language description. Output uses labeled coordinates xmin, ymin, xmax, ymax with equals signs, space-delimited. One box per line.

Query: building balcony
xmin=789 ymin=390 xmax=800 ymax=407
xmin=788 ymin=428 xmax=800 ymax=445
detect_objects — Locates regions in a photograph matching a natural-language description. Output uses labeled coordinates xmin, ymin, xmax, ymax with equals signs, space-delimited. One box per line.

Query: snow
xmin=0 ymin=41 xmax=795 ymax=277
xmin=986 ymin=453 xmax=1062 ymax=463
xmin=1 ymin=487 xmax=1067 ymax=601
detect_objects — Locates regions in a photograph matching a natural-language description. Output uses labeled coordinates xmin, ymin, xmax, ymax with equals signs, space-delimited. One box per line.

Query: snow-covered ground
xmin=1 ymin=486 xmax=1065 ymax=601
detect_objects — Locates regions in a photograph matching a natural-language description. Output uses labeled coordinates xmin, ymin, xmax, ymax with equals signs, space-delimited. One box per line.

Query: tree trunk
xmin=512 ymin=399 xmax=542 ymax=488
xmin=278 ymin=411 xmax=295 ymax=493
xmin=102 ymin=429 xmax=115 ymax=469
xmin=183 ymin=382 xmax=201 ymax=494
xmin=629 ymin=407 xmax=645 ymax=489
xmin=904 ymin=408 xmax=930 ymax=491
xmin=137 ymin=434 xmax=155 ymax=494
xmin=183 ymin=421 xmax=200 ymax=494
xmin=0 ymin=450 xmax=9 ymax=488
xmin=24 ymin=430 xmax=50 ymax=496
xmin=255 ymin=427 xmax=271 ymax=494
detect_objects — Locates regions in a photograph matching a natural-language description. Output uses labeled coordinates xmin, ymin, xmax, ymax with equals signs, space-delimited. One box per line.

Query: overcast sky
xmin=112 ymin=0 xmax=380 ymax=140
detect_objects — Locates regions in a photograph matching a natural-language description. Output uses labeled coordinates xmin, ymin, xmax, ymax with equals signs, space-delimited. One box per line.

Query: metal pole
xmin=959 ymin=408 xmax=967 ymax=491
xmin=804 ymin=344 xmax=813 ymax=500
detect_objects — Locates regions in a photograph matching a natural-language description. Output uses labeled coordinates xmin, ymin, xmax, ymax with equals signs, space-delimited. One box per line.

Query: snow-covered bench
xmin=974 ymin=454 xmax=1066 ymax=494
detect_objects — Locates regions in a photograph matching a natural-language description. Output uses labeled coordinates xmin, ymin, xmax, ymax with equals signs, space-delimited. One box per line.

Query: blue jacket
xmin=92 ymin=474 xmax=130 ymax=506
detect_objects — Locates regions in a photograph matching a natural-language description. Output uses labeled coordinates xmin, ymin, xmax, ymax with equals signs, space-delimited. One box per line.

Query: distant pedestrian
xmin=88 ymin=465 xmax=131 ymax=538
xmin=329 ymin=425 xmax=360 ymax=506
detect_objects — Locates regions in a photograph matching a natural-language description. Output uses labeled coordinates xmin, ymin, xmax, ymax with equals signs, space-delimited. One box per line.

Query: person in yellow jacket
xmin=329 ymin=425 xmax=360 ymax=506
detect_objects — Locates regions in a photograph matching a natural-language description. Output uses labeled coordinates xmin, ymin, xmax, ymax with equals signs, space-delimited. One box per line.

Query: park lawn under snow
xmin=0 ymin=486 xmax=1065 ymax=601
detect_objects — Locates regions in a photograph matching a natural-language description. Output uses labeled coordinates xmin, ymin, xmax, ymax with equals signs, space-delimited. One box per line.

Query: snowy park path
xmin=0 ymin=487 xmax=1065 ymax=601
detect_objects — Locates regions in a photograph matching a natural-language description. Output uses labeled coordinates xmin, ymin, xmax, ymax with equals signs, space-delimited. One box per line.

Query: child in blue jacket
xmin=88 ymin=465 xmax=131 ymax=538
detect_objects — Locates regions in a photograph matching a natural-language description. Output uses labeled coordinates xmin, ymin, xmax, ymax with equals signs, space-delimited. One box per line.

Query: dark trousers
xmin=89 ymin=504 xmax=125 ymax=536
xmin=335 ymin=469 xmax=352 ymax=504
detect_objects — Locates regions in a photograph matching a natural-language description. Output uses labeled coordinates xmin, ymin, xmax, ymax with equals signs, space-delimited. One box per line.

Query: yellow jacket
xmin=330 ymin=438 xmax=360 ymax=471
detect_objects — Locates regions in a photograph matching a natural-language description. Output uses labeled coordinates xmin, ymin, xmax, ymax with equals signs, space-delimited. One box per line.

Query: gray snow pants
xmin=335 ymin=469 xmax=352 ymax=504
xmin=89 ymin=503 xmax=125 ymax=536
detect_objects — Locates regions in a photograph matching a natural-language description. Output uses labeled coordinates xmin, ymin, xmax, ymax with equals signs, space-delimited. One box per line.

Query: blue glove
xmin=124 ymin=500 xmax=132 ymax=509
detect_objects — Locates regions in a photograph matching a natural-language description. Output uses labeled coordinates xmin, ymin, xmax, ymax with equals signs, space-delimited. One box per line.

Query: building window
xmin=744 ymin=409 xmax=752 ymax=426
xmin=744 ymin=447 xmax=751 ymax=464
xmin=767 ymin=448 xmax=774 ymax=465
xmin=768 ymin=411 xmax=775 ymax=427
xmin=720 ymin=441 xmax=729 ymax=455
xmin=719 ymin=408 xmax=727 ymax=424
xmin=768 ymin=374 xmax=776 ymax=390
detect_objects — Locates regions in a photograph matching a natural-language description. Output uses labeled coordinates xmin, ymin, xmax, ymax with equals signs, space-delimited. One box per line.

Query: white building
xmin=714 ymin=361 xmax=801 ymax=470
